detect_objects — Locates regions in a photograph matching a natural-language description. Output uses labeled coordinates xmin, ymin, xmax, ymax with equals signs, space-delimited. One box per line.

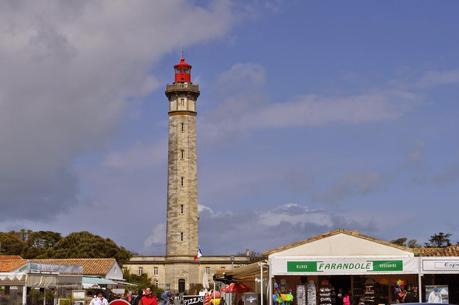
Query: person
xmin=342 ymin=291 xmax=351 ymax=305
xmin=132 ymin=289 xmax=144 ymax=305
xmin=122 ymin=290 xmax=132 ymax=302
xmin=161 ymin=290 xmax=172 ymax=305
xmin=89 ymin=292 xmax=109 ymax=305
xmin=336 ymin=289 xmax=343 ymax=305
xmin=139 ymin=288 xmax=159 ymax=305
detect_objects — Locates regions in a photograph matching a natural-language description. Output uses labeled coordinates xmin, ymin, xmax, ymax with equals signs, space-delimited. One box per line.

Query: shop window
xmin=138 ymin=267 xmax=143 ymax=276
xmin=154 ymin=267 xmax=159 ymax=275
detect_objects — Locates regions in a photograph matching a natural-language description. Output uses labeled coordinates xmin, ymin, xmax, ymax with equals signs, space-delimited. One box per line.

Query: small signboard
xmin=422 ymin=258 xmax=459 ymax=273
xmin=72 ymin=290 xmax=85 ymax=300
xmin=184 ymin=295 xmax=204 ymax=305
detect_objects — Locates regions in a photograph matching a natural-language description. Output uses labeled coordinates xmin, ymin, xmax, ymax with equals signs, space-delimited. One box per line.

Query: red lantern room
xmin=174 ymin=56 xmax=192 ymax=83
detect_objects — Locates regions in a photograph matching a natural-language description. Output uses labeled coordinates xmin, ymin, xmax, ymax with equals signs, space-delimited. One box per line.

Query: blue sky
xmin=0 ymin=0 xmax=458 ymax=255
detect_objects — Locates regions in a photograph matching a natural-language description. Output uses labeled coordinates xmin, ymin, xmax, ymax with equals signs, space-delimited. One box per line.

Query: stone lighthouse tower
xmin=124 ymin=58 xmax=251 ymax=293
xmin=164 ymin=56 xmax=200 ymax=291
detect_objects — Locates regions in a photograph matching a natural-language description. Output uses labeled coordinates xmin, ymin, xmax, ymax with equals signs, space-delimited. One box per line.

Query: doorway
xmin=178 ymin=279 xmax=186 ymax=293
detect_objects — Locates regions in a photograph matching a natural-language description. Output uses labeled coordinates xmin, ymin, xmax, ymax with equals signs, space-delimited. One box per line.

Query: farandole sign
xmin=287 ymin=260 xmax=403 ymax=273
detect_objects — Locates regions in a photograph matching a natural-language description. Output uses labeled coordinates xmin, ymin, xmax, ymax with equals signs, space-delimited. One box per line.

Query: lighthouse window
xmin=179 ymin=98 xmax=185 ymax=106
xmin=181 ymin=149 xmax=184 ymax=159
xmin=181 ymin=204 xmax=184 ymax=214
xmin=180 ymin=232 xmax=184 ymax=241
xmin=181 ymin=177 xmax=184 ymax=186
xmin=181 ymin=123 xmax=184 ymax=132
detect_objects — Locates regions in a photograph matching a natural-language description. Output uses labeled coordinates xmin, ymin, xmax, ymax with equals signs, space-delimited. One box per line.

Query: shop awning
xmin=0 ymin=272 xmax=26 ymax=285
xmin=82 ymin=276 xmax=117 ymax=288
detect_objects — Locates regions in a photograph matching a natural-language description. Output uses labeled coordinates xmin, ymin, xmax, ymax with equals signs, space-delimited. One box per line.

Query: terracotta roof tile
xmin=0 ymin=256 xmax=27 ymax=272
xmin=418 ymin=245 xmax=459 ymax=257
xmin=31 ymin=258 xmax=116 ymax=276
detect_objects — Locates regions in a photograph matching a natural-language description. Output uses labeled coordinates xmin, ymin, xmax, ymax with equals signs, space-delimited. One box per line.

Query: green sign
xmin=287 ymin=261 xmax=317 ymax=272
xmin=287 ymin=260 xmax=403 ymax=273
xmin=372 ymin=260 xmax=403 ymax=271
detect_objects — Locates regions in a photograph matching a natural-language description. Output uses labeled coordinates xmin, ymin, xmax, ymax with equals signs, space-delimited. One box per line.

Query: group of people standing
xmin=89 ymin=287 xmax=160 ymax=305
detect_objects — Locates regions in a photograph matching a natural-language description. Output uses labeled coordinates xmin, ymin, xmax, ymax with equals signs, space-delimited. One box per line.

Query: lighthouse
xmin=164 ymin=56 xmax=200 ymax=291
xmin=125 ymin=57 xmax=251 ymax=293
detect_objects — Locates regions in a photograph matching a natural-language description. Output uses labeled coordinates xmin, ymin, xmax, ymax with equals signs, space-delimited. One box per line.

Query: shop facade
xmin=267 ymin=231 xmax=421 ymax=305
xmin=420 ymin=256 xmax=459 ymax=304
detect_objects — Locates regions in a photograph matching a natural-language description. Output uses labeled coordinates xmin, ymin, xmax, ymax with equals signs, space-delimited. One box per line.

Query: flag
xmin=194 ymin=248 xmax=203 ymax=260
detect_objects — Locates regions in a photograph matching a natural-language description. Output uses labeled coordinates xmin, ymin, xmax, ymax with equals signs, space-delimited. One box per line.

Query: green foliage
xmin=58 ymin=299 xmax=71 ymax=305
xmin=123 ymin=270 xmax=163 ymax=296
xmin=425 ymin=232 xmax=452 ymax=248
xmin=390 ymin=237 xmax=421 ymax=248
xmin=22 ymin=231 xmax=62 ymax=259
xmin=0 ymin=229 xmax=131 ymax=265
xmin=391 ymin=237 xmax=408 ymax=246
xmin=49 ymin=231 xmax=132 ymax=264
xmin=0 ymin=232 xmax=25 ymax=255
xmin=407 ymin=239 xmax=421 ymax=248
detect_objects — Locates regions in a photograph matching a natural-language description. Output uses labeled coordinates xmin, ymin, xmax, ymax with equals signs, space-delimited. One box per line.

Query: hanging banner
xmin=306 ymin=280 xmax=317 ymax=305
xmin=270 ymin=257 xmax=419 ymax=275
xmin=296 ymin=285 xmax=306 ymax=305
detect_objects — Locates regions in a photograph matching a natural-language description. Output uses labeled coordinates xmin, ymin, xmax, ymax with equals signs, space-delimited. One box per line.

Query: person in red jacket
xmin=139 ymin=288 xmax=158 ymax=305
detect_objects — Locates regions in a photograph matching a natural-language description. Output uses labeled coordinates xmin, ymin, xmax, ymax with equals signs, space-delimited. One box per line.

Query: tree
xmin=22 ymin=231 xmax=62 ymax=259
xmin=391 ymin=237 xmax=408 ymax=246
xmin=123 ymin=270 xmax=163 ymax=296
xmin=0 ymin=232 xmax=25 ymax=255
xmin=49 ymin=231 xmax=132 ymax=264
xmin=390 ymin=238 xmax=421 ymax=248
xmin=425 ymin=232 xmax=452 ymax=248
xmin=407 ymin=239 xmax=421 ymax=248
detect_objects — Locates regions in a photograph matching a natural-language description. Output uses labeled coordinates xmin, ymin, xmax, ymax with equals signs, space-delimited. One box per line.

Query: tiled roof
xmin=0 ymin=256 xmax=27 ymax=272
xmin=31 ymin=258 xmax=116 ymax=276
xmin=264 ymin=229 xmax=414 ymax=255
xmin=0 ymin=255 xmax=22 ymax=260
xmin=417 ymin=245 xmax=459 ymax=257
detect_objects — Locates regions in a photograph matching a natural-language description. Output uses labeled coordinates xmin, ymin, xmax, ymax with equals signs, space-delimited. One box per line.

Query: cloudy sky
xmin=1 ymin=0 xmax=459 ymax=255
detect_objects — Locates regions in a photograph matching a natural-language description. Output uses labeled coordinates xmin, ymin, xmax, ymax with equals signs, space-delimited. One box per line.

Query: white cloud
xmin=196 ymin=202 xmax=377 ymax=254
xmin=0 ymin=0 xmax=235 ymax=220
xmin=216 ymin=63 xmax=266 ymax=92
xmin=417 ymin=69 xmax=459 ymax=87
xmin=201 ymin=63 xmax=418 ymax=142
xmin=258 ymin=203 xmax=334 ymax=227
xmin=144 ymin=223 xmax=167 ymax=247
xmin=103 ymin=139 xmax=167 ymax=171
